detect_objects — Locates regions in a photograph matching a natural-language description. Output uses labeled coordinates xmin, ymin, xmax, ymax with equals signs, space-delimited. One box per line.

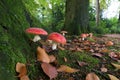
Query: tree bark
xmin=63 ymin=0 xmax=89 ymax=35
xmin=0 ymin=0 xmax=38 ymax=80
xmin=96 ymin=0 xmax=100 ymax=26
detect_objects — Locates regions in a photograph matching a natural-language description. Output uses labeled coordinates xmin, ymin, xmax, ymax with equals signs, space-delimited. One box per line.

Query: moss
xmin=57 ymin=50 xmax=100 ymax=69
xmin=0 ymin=0 xmax=39 ymax=80
xmin=52 ymin=50 xmax=99 ymax=80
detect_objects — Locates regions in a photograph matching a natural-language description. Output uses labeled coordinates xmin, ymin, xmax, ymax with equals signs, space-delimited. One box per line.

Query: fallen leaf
xmin=105 ymin=41 xmax=114 ymax=46
xmin=58 ymin=46 xmax=65 ymax=50
xmin=57 ymin=65 xmax=79 ymax=73
xmin=109 ymin=52 xmax=118 ymax=60
xmin=64 ymin=57 xmax=67 ymax=62
xmin=86 ymin=72 xmax=100 ymax=80
xmin=68 ymin=77 xmax=75 ymax=80
xmin=18 ymin=65 xmax=27 ymax=77
xmin=76 ymin=47 xmax=83 ymax=52
xmin=92 ymin=53 xmax=103 ymax=58
xmin=77 ymin=61 xmax=88 ymax=67
xmin=100 ymin=48 xmax=110 ymax=53
xmin=16 ymin=62 xmax=27 ymax=77
xmin=16 ymin=62 xmax=26 ymax=73
xmin=111 ymin=63 xmax=120 ymax=70
xmin=100 ymin=65 xmax=107 ymax=72
xmin=108 ymin=74 xmax=119 ymax=80
xmin=41 ymin=62 xmax=58 ymax=79
xmin=37 ymin=46 xmax=50 ymax=63
xmin=20 ymin=75 xmax=30 ymax=80
xmin=83 ymin=41 xmax=91 ymax=45
xmin=49 ymin=55 xmax=56 ymax=63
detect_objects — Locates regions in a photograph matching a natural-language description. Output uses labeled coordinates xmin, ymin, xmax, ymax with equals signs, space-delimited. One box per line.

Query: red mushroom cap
xmin=25 ymin=27 xmax=48 ymax=35
xmin=80 ymin=33 xmax=88 ymax=38
xmin=47 ymin=32 xmax=66 ymax=44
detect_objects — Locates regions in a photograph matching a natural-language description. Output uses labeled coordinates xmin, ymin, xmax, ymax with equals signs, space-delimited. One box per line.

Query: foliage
xmin=89 ymin=17 xmax=120 ymax=34
xmin=23 ymin=0 xmax=65 ymax=32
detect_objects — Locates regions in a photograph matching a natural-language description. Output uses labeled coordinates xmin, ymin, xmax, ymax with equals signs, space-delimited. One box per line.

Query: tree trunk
xmin=63 ymin=0 xmax=89 ymax=35
xmin=0 ymin=0 xmax=39 ymax=80
xmin=96 ymin=0 xmax=100 ymax=26
xmin=118 ymin=11 xmax=120 ymax=22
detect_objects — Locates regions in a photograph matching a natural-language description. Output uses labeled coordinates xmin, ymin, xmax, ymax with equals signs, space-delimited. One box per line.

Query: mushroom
xmin=47 ymin=32 xmax=66 ymax=50
xmin=25 ymin=27 xmax=48 ymax=42
xmin=80 ymin=33 xmax=89 ymax=40
xmin=60 ymin=31 xmax=68 ymax=36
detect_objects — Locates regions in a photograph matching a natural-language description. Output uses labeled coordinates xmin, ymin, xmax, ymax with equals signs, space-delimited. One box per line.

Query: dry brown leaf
xmin=108 ymin=74 xmax=119 ymax=80
xmin=49 ymin=55 xmax=56 ymax=63
xmin=41 ymin=62 xmax=58 ymax=80
xmin=105 ymin=41 xmax=114 ymax=46
xmin=100 ymin=48 xmax=110 ymax=53
xmin=18 ymin=66 xmax=27 ymax=77
xmin=111 ymin=63 xmax=120 ymax=70
xmin=68 ymin=77 xmax=75 ymax=80
xmin=16 ymin=62 xmax=26 ymax=73
xmin=76 ymin=47 xmax=83 ymax=52
xmin=64 ymin=57 xmax=67 ymax=62
xmin=58 ymin=46 xmax=65 ymax=50
xmin=92 ymin=53 xmax=103 ymax=58
xmin=57 ymin=65 xmax=79 ymax=73
xmin=16 ymin=62 xmax=27 ymax=77
xmin=77 ymin=61 xmax=88 ymax=67
xmin=109 ymin=52 xmax=118 ymax=60
xmin=37 ymin=46 xmax=50 ymax=63
xmin=86 ymin=72 xmax=100 ymax=80
xmin=83 ymin=41 xmax=91 ymax=45
xmin=100 ymin=65 xmax=108 ymax=72
xmin=20 ymin=75 xmax=30 ymax=80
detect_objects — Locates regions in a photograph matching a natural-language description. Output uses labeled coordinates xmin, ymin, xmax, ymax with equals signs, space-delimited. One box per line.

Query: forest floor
xmin=29 ymin=34 xmax=120 ymax=80
xmin=103 ymin=34 xmax=120 ymax=38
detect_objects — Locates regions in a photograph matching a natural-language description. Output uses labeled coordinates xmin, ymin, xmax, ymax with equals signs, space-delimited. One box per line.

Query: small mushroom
xmin=60 ymin=31 xmax=68 ymax=36
xmin=25 ymin=27 xmax=48 ymax=42
xmin=80 ymin=33 xmax=89 ymax=40
xmin=47 ymin=32 xmax=66 ymax=50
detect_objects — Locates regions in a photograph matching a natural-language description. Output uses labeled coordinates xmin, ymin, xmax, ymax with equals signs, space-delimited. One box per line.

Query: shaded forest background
xmin=0 ymin=0 xmax=120 ymax=80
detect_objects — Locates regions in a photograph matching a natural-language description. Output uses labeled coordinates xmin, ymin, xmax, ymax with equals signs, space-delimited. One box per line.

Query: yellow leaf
xmin=86 ymin=72 xmax=100 ymax=80
xmin=108 ymin=74 xmax=119 ymax=80
xmin=57 ymin=65 xmax=79 ymax=73
xmin=37 ymin=46 xmax=50 ymax=63
xmin=111 ymin=63 xmax=120 ymax=70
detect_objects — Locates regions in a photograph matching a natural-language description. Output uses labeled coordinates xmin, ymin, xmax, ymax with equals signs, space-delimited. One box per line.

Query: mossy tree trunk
xmin=63 ymin=0 xmax=89 ymax=35
xmin=0 ymin=0 xmax=39 ymax=80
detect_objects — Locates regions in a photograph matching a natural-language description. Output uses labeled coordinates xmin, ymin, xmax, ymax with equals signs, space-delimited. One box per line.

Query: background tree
xmin=96 ymin=0 xmax=100 ymax=26
xmin=63 ymin=0 xmax=90 ymax=35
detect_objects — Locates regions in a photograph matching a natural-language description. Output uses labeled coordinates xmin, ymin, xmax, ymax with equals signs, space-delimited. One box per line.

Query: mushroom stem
xmin=82 ymin=37 xmax=85 ymax=40
xmin=62 ymin=33 xmax=65 ymax=36
xmin=33 ymin=35 xmax=41 ymax=42
xmin=52 ymin=42 xmax=57 ymax=50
